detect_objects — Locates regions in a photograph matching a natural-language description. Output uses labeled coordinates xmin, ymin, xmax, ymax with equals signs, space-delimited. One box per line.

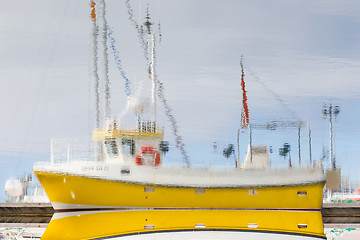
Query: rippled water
xmin=1 ymin=1 xmax=360 ymax=239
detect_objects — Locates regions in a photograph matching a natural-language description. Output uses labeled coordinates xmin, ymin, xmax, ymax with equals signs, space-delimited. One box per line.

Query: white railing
xmin=50 ymin=138 xmax=93 ymax=165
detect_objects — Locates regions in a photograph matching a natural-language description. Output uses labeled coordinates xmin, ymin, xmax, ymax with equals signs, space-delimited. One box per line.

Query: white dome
xmin=4 ymin=179 xmax=24 ymax=198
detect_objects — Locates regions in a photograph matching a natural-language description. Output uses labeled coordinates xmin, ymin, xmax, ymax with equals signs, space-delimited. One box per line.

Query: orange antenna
xmin=90 ymin=0 xmax=96 ymax=21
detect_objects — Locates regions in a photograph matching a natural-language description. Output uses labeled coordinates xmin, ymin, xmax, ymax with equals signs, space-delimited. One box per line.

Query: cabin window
xmin=105 ymin=138 xmax=118 ymax=157
xmin=121 ymin=169 xmax=130 ymax=174
xmin=122 ymin=139 xmax=135 ymax=155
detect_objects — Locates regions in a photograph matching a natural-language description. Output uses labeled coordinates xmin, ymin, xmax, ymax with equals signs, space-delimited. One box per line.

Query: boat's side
xmin=34 ymin=171 xmax=324 ymax=210
xmin=41 ymin=209 xmax=326 ymax=240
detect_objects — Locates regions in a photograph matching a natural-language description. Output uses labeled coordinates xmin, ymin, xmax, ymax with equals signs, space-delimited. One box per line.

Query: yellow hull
xmin=34 ymin=171 xmax=324 ymax=209
xmin=41 ymin=209 xmax=326 ymax=240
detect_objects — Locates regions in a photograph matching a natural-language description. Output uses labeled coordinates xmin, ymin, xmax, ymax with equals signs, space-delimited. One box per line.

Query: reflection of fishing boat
xmin=33 ymin=1 xmax=326 ymax=239
xmin=41 ymin=210 xmax=325 ymax=240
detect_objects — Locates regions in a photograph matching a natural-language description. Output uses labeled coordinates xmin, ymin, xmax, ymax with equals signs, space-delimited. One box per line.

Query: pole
xmin=237 ymin=128 xmax=240 ymax=168
xmin=298 ymin=125 xmax=301 ymax=166
xmin=329 ymin=105 xmax=335 ymax=169
xmin=307 ymin=121 xmax=312 ymax=165
xmin=150 ymin=33 xmax=156 ymax=123
xmin=249 ymin=124 xmax=252 ymax=163
xmin=50 ymin=139 xmax=54 ymax=165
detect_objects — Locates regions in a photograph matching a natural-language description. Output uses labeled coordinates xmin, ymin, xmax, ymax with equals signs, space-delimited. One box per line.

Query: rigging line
xmin=157 ymin=0 xmax=162 ymax=43
xmin=155 ymin=72 xmax=190 ymax=168
xmin=152 ymin=40 xmax=190 ymax=167
xmin=150 ymin=13 xmax=189 ymax=166
xmin=126 ymin=2 xmax=189 ymax=166
xmin=245 ymin=67 xmax=300 ymax=121
xmin=107 ymin=25 xmax=131 ymax=96
xmin=125 ymin=0 xmax=148 ymax=59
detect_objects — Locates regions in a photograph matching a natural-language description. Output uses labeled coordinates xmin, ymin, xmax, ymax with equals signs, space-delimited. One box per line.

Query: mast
xmin=240 ymin=57 xmax=251 ymax=162
xmin=90 ymin=0 xmax=102 ymax=161
xmin=99 ymin=0 xmax=110 ymax=124
xmin=145 ymin=7 xmax=156 ymax=124
xmin=322 ymin=104 xmax=340 ymax=169
xmin=249 ymin=124 xmax=252 ymax=163
xmin=150 ymin=33 xmax=156 ymax=123
xmin=90 ymin=0 xmax=100 ymax=129
xmin=236 ymin=129 xmax=240 ymax=168
xmin=329 ymin=105 xmax=333 ymax=168
xmin=298 ymin=125 xmax=301 ymax=166
xmin=307 ymin=121 xmax=312 ymax=165
xmin=240 ymin=58 xmax=249 ymax=129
